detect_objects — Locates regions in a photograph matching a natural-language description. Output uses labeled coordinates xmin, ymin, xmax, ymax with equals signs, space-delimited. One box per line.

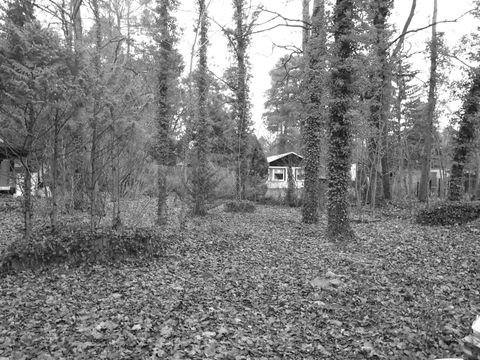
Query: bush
xmin=415 ymin=201 xmax=480 ymax=226
xmin=0 ymin=225 xmax=172 ymax=275
xmin=224 ymin=200 xmax=256 ymax=213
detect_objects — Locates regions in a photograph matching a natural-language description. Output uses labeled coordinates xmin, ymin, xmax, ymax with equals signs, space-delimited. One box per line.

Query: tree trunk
xmin=419 ymin=0 xmax=438 ymax=203
xmin=90 ymin=0 xmax=102 ymax=231
xmin=193 ymin=0 xmax=209 ymax=216
xmin=23 ymin=107 xmax=35 ymax=241
xmin=287 ymin=166 xmax=295 ymax=207
xmin=156 ymin=0 xmax=175 ymax=225
xmin=302 ymin=0 xmax=326 ymax=224
xmin=233 ymin=0 xmax=250 ymax=201
xmin=327 ymin=0 xmax=355 ymax=241
xmin=50 ymin=110 xmax=59 ymax=233
xmin=70 ymin=0 xmax=87 ymax=211
xmin=110 ymin=107 xmax=121 ymax=229
xmin=368 ymin=0 xmax=392 ymax=205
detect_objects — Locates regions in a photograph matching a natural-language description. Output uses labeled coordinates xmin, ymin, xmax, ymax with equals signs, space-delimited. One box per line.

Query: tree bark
xmin=327 ymin=0 xmax=355 ymax=241
xmin=419 ymin=0 xmax=438 ymax=203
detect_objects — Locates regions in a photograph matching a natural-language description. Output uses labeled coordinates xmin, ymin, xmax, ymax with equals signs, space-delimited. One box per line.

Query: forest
xmin=1 ymin=0 xmax=480 ymax=359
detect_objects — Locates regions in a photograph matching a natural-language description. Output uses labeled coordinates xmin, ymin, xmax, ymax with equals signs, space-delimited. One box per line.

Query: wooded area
xmin=1 ymin=0 xmax=480 ymax=358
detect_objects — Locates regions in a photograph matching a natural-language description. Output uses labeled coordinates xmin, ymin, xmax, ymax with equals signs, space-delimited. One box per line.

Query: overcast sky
xmin=176 ymin=0 xmax=477 ymax=136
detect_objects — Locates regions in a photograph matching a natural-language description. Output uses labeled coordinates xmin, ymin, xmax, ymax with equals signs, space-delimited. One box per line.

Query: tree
xmin=154 ymin=0 xmax=177 ymax=225
xmin=192 ymin=0 xmax=209 ymax=216
xmin=448 ymin=69 xmax=480 ymax=200
xmin=366 ymin=0 xmax=392 ymax=206
xmin=0 ymin=0 xmax=68 ymax=239
xmin=263 ymin=55 xmax=304 ymax=154
xmin=419 ymin=0 xmax=438 ymax=203
xmin=302 ymin=0 xmax=326 ymax=224
xmin=327 ymin=0 xmax=355 ymax=241
xmin=226 ymin=0 xmax=257 ymax=200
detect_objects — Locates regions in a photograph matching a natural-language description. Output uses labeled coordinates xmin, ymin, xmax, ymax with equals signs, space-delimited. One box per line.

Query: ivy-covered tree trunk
xmin=302 ymin=0 xmax=326 ymax=224
xmin=368 ymin=0 xmax=392 ymax=206
xmin=155 ymin=0 xmax=175 ymax=225
xmin=89 ymin=0 xmax=102 ymax=231
xmin=233 ymin=0 xmax=250 ymax=201
xmin=419 ymin=0 xmax=438 ymax=203
xmin=449 ymin=69 xmax=480 ymax=201
xmin=327 ymin=0 xmax=355 ymax=241
xmin=193 ymin=0 xmax=209 ymax=216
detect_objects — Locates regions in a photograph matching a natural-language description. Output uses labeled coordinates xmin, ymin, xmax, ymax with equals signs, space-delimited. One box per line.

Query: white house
xmin=265 ymin=152 xmax=305 ymax=200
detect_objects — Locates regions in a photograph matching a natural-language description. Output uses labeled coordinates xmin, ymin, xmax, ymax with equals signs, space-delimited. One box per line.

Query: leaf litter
xmin=0 ymin=205 xmax=479 ymax=359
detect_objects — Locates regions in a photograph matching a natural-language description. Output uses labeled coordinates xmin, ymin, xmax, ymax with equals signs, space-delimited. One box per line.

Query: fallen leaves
xmin=0 ymin=205 xmax=479 ymax=359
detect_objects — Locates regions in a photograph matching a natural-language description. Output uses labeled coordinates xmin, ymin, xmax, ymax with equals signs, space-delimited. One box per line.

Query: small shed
xmin=0 ymin=139 xmax=27 ymax=194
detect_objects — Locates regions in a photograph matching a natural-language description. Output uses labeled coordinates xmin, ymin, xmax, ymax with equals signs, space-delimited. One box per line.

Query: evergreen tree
xmin=0 ymin=0 xmax=66 ymax=239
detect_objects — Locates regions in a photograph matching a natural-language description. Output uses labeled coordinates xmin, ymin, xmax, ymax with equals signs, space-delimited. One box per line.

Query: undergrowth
xmin=0 ymin=225 xmax=171 ymax=275
xmin=224 ymin=200 xmax=256 ymax=213
xmin=415 ymin=201 xmax=480 ymax=226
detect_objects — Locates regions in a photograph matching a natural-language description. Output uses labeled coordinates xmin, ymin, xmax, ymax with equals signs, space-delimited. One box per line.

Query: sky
xmin=175 ymin=0 xmax=478 ymax=136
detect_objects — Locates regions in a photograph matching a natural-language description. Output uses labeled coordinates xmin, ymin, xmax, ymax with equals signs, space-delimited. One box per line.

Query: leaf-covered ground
xmin=1 ymin=204 xmax=479 ymax=359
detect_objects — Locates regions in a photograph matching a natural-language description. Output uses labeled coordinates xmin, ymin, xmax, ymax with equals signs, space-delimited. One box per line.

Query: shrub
xmin=224 ymin=200 xmax=256 ymax=213
xmin=415 ymin=201 xmax=480 ymax=226
xmin=0 ymin=225 xmax=172 ymax=275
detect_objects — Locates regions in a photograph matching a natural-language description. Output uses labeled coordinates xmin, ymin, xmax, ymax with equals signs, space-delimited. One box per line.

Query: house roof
xmin=267 ymin=152 xmax=303 ymax=164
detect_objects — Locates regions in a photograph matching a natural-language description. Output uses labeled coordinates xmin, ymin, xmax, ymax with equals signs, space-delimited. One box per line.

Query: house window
xmin=271 ymin=168 xmax=286 ymax=181
xmin=295 ymin=168 xmax=305 ymax=181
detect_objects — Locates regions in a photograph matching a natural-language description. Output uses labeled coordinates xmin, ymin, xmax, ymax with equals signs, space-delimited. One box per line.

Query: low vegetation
xmin=223 ymin=200 xmax=256 ymax=213
xmin=416 ymin=201 xmax=480 ymax=226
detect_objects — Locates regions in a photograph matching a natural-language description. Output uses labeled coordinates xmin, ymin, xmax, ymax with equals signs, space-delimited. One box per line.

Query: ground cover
xmin=0 ymin=203 xmax=479 ymax=359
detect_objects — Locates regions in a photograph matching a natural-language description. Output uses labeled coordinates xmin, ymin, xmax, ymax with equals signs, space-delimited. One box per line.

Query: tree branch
xmin=388 ymin=9 xmax=474 ymax=50
xmin=391 ymin=0 xmax=416 ymax=57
